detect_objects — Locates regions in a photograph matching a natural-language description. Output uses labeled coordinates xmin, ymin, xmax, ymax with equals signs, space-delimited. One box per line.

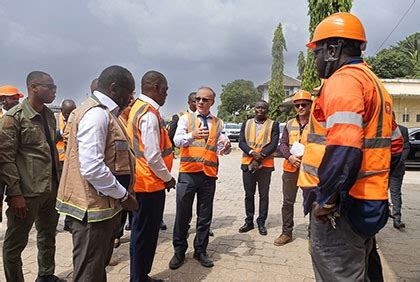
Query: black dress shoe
xmin=239 ymin=223 xmax=254 ymax=233
xmin=35 ymin=274 xmax=65 ymax=282
xmin=169 ymin=253 xmax=185 ymax=270
xmin=144 ymin=276 xmax=163 ymax=282
xmin=393 ymin=220 xmax=406 ymax=229
xmin=258 ymin=224 xmax=267 ymax=236
xmin=193 ymin=252 xmax=214 ymax=267
xmin=160 ymin=220 xmax=167 ymax=231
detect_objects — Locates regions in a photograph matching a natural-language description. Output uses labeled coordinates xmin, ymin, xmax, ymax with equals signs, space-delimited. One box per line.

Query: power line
xmin=374 ymin=0 xmax=417 ymax=54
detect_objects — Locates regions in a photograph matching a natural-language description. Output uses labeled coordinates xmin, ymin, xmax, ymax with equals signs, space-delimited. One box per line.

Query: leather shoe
xmin=238 ymin=223 xmax=254 ymax=233
xmin=274 ymin=234 xmax=292 ymax=246
xmin=193 ymin=252 xmax=214 ymax=267
xmin=258 ymin=224 xmax=267 ymax=236
xmin=169 ymin=253 xmax=185 ymax=270
xmin=144 ymin=276 xmax=163 ymax=282
xmin=393 ymin=219 xmax=406 ymax=230
xmin=35 ymin=275 xmax=65 ymax=282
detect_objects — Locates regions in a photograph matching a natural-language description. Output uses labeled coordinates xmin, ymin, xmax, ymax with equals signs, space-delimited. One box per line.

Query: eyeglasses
xmin=196 ymin=97 xmax=212 ymax=103
xmin=34 ymin=83 xmax=57 ymax=91
xmin=294 ymin=103 xmax=308 ymax=109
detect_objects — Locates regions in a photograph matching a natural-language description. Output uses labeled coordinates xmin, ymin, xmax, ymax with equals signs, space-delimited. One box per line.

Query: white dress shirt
xmin=138 ymin=94 xmax=172 ymax=183
xmin=77 ymin=90 xmax=126 ymax=200
xmin=173 ymin=111 xmax=230 ymax=150
xmin=2 ymin=107 xmax=7 ymax=115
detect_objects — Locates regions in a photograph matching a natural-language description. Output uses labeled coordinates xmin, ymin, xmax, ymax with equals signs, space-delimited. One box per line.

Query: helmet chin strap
xmin=322 ymin=40 xmax=344 ymax=78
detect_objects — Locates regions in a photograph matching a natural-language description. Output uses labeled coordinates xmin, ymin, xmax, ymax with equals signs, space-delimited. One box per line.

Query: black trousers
xmin=130 ymin=190 xmax=165 ymax=282
xmin=173 ymin=172 xmax=216 ymax=256
xmin=242 ymin=168 xmax=272 ymax=225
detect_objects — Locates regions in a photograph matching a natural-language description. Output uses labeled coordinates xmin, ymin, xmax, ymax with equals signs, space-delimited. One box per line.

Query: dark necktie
xmin=198 ymin=114 xmax=209 ymax=130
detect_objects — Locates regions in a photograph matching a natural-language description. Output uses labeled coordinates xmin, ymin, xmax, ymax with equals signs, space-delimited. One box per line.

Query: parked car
xmin=224 ymin=123 xmax=241 ymax=142
xmin=406 ymin=127 xmax=420 ymax=168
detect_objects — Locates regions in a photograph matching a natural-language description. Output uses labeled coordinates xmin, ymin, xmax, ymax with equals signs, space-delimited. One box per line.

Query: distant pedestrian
xmin=389 ymin=122 xmax=410 ymax=229
xmin=0 ymin=72 xmax=62 ymax=282
xmin=238 ymin=100 xmax=279 ymax=236
xmin=56 ymin=65 xmax=138 ymax=282
xmin=274 ymin=90 xmax=312 ymax=246
xmin=169 ymin=86 xmax=231 ymax=270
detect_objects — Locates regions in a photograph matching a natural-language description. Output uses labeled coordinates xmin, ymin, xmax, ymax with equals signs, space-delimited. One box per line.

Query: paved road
xmin=1 ymin=150 xmax=419 ymax=281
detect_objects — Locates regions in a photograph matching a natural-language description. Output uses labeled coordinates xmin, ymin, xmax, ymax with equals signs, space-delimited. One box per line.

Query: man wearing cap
xmin=274 ymin=90 xmax=312 ymax=246
xmin=0 ymin=72 xmax=63 ymax=282
xmin=301 ymin=12 xmax=403 ymax=280
xmin=0 ymin=85 xmax=24 ymax=117
xmin=0 ymin=85 xmax=25 ymax=223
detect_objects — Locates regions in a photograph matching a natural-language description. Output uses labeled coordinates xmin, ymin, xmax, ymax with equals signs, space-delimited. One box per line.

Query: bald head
xmin=140 ymin=71 xmax=168 ymax=106
xmin=61 ymin=99 xmax=76 ymax=120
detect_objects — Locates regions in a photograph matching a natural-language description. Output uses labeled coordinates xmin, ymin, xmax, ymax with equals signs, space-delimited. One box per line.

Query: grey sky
xmin=0 ymin=0 xmax=418 ymax=116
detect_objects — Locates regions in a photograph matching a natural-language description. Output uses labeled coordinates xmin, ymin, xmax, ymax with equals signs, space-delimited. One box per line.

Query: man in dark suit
xmin=389 ymin=124 xmax=410 ymax=229
xmin=238 ymin=100 xmax=279 ymax=235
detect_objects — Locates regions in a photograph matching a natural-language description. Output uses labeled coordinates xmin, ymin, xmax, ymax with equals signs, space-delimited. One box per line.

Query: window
xmin=417 ymin=114 xmax=420 ymax=122
xmin=403 ymin=114 xmax=410 ymax=122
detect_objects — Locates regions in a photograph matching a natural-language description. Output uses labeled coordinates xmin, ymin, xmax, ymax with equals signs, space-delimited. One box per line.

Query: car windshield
xmin=408 ymin=128 xmax=420 ymax=134
xmin=225 ymin=124 xmax=241 ymax=129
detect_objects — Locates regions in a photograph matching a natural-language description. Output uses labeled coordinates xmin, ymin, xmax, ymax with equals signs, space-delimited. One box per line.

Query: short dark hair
xmin=255 ymin=99 xmax=269 ymax=108
xmin=26 ymin=71 xmax=50 ymax=86
xmin=323 ymin=37 xmax=363 ymax=57
xmin=188 ymin=92 xmax=196 ymax=100
xmin=98 ymin=65 xmax=133 ymax=90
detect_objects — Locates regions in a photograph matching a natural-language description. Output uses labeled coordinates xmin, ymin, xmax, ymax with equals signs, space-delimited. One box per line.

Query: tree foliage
xmin=297 ymin=51 xmax=306 ymax=80
xmin=367 ymin=32 xmax=420 ymax=78
xmin=268 ymin=23 xmax=287 ymax=121
xmin=217 ymin=79 xmax=261 ymax=123
xmin=301 ymin=0 xmax=353 ymax=91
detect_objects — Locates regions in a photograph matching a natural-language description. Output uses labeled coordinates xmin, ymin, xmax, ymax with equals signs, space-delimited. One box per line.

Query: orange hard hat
xmin=0 ymin=85 xmax=24 ymax=98
xmin=292 ymin=90 xmax=312 ymax=102
xmin=307 ymin=12 xmax=367 ymax=49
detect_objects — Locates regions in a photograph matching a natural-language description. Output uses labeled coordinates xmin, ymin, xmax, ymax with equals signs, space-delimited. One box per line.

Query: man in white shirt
xmin=169 ymin=87 xmax=231 ymax=270
xmin=126 ymin=71 xmax=175 ymax=282
xmin=56 ymin=65 xmax=138 ymax=282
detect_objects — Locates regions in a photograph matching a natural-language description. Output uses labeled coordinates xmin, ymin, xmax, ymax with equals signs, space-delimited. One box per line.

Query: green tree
xmin=301 ymin=0 xmax=353 ymax=91
xmin=217 ymin=79 xmax=261 ymax=123
xmin=268 ymin=23 xmax=287 ymax=121
xmin=367 ymin=48 xmax=414 ymax=78
xmin=366 ymin=32 xmax=420 ymax=78
xmin=297 ymin=51 xmax=306 ymax=80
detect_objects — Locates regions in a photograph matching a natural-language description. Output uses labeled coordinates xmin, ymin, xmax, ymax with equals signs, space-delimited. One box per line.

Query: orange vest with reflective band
xmin=56 ymin=112 xmax=66 ymax=161
xmin=179 ymin=113 xmax=223 ymax=177
xmin=298 ymin=64 xmax=393 ymax=200
xmin=126 ymin=99 xmax=173 ymax=193
xmin=241 ymin=118 xmax=275 ymax=168
xmin=283 ymin=118 xmax=307 ymax=173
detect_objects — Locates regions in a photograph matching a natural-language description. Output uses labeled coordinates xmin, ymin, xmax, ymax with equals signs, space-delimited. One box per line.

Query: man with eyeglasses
xmin=0 ymin=71 xmax=64 ymax=281
xmin=274 ymin=90 xmax=312 ymax=247
xmin=169 ymin=86 xmax=231 ymax=270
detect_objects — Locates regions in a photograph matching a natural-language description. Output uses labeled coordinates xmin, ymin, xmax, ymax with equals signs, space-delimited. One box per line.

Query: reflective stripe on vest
xmin=127 ymin=99 xmax=174 ymax=193
xmin=241 ymin=118 xmax=275 ymax=168
xmin=282 ymin=118 xmax=306 ymax=173
xmin=298 ymin=64 xmax=392 ymax=201
xmin=179 ymin=113 xmax=222 ymax=177
xmin=56 ymin=198 xmax=122 ymax=222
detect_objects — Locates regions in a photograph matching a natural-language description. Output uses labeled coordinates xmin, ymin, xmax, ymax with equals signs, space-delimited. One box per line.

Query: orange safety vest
xmin=298 ymin=64 xmax=393 ymax=200
xmin=126 ymin=99 xmax=173 ymax=193
xmin=283 ymin=118 xmax=307 ymax=173
xmin=179 ymin=113 xmax=223 ymax=177
xmin=56 ymin=112 xmax=66 ymax=161
xmin=241 ymin=118 xmax=275 ymax=168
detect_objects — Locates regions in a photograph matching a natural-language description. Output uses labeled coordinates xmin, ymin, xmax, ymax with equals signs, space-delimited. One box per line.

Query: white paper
xmin=290 ymin=141 xmax=305 ymax=157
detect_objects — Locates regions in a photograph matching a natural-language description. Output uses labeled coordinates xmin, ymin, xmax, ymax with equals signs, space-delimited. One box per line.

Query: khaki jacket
xmin=0 ymin=99 xmax=61 ymax=197
xmin=56 ymin=97 xmax=135 ymax=222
